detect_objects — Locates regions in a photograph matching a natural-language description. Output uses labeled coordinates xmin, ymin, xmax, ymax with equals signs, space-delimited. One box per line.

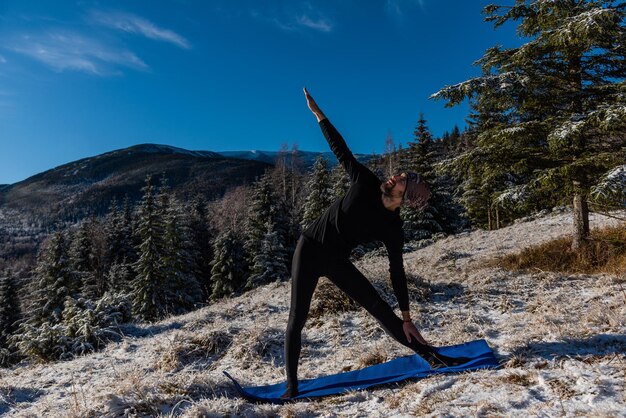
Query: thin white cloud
xmin=385 ymin=0 xmax=426 ymax=17
xmin=0 ymin=55 xmax=6 ymax=64
xmin=249 ymin=2 xmax=334 ymax=33
xmin=296 ymin=15 xmax=333 ymax=32
xmin=90 ymin=10 xmax=191 ymax=49
xmin=10 ymin=31 xmax=148 ymax=76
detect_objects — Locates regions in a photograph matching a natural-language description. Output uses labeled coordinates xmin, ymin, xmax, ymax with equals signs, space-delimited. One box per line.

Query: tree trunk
xmin=496 ymin=205 xmax=500 ymax=230
xmin=571 ymin=184 xmax=590 ymax=251
xmin=487 ymin=203 xmax=493 ymax=231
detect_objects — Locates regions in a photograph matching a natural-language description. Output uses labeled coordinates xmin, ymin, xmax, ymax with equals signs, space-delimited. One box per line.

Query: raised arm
xmin=304 ymin=87 xmax=375 ymax=184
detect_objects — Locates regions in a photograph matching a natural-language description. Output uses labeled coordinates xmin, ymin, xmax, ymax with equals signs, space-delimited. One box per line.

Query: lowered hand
xmin=403 ymin=320 xmax=428 ymax=345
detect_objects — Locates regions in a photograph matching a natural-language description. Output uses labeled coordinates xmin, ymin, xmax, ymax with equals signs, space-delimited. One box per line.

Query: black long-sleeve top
xmin=303 ymin=118 xmax=410 ymax=311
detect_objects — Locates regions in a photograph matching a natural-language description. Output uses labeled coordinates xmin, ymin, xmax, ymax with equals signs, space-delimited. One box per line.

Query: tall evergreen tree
xmin=433 ymin=0 xmax=626 ymax=249
xmin=0 ymin=276 xmax=20 ymax=367
xmin=130 ymin=176 xmax=168 ymax=321
xmin=121 ymin=195 xmax=137 ymax=263
xmin=107 ymin=260 xmax=134 ymax=294
xmin=30 ymin=232 xmax=77 ymax=325
xmin=244 ymin=172 xmax=273 ymax=266
xmin=69 ymin=219 xmax=93 ymax=296
xmin=330 ymin=164 xmax=350 ymax=200
xmin=404 ymin=113 xmax=444 ymax=240
xmin=105 ymin=195 xmax=137 ymax=294
xmin=162 ymin=200 xmax=203 ymax=313
xmin=210 ymin=228 xmax=247 ymax=299
xmin=246 ymin=222 xmax=290 ymax=290
xmin=187 ymin=195 xmax=214 ymax=300
xmin=244 ymin=170 xmax=288 ymax=268
xmin=301 ymin=156 xmax=334 ymax=230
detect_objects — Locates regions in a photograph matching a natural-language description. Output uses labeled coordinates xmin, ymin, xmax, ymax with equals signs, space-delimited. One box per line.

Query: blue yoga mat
xmin=223 ymin=339 xmax=499 ymax=404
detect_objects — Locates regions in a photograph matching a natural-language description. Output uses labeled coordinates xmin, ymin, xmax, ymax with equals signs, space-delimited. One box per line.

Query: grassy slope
xmin=1 ymin=210 xmax=624 ymax=417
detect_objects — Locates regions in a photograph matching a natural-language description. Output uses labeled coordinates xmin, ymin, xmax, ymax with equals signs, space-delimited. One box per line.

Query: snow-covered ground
xmin=1 ymin=211 xmax=624 ymax=417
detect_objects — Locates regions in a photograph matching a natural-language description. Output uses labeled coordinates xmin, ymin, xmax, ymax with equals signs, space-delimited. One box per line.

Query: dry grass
xmin=499 ymin=371 xmax=536 ymax=387
xmin=493 ymin=225 xmax=626 ymax=275
xmin=156 ymin=330 xmax=232 ymax=372
xmin=356 ymin=347 xmax=389 ymax=368
xmin=229 ymin=326 xmax=284 ymax=370
xmin=411 ymin=383 xmax=460 ymax=416
xmin=309 ymin=277 xmax=359 ymax=320
xmin=546 ymin=377 xmax=578 ymax=399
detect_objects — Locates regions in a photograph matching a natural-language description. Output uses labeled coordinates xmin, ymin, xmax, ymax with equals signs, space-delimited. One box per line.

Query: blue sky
xmin=0 ymin=0 xmax=521 ymax=184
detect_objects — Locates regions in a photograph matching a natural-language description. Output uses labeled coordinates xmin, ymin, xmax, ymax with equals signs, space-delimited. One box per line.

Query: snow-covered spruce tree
xmin=104 ymin=197 xmax=135 ymax=268
xmin=244 ymin=170 xmax=288 ymax=272
xmin=210 ymin=228 xmax=247 ymax=299
xmin=330 ymin=163 xmax=350 ymax=200
xmin=107 ymin=260 xmax=134 ymax=293
xmin=69 ymin=217 xmax=92 ymax=297
xmin=244 ymin=172 xmax=274 ymax=268
xmin=403 ymin=113 xmax=443 ymax=240
xmin=246 ymin=222 xmax=290 ymax=290
xmin=432 ymin=0 xmax=626 ymax=250
xmin=121 ymin=195 xmax=137 ymax=263
xmin=11 ymin=232 xmax=77 ymax=362
xmin=30 ymin=232 xmax=78 ymax=325
xmin=301 ymin=156 xmax=334 ymax=230
xmin=130 ymin=175 xmax=168 ymax=321
xmin=187 ymin=196 xmax=214 ymax=300
xmin=104 ymin=197 xmax=122 ymax=266
xmin=69 ymin=216 xmax=106 ymax=300
xmin=162 ymin=200 xmax=203 ymax=314
xmin=0 ymin=276 xmax=20 ymax=367
xmin=105 ymin=195 xmax=137 ymax=293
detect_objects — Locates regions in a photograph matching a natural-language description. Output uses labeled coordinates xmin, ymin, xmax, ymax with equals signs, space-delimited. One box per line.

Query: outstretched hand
xmin=403 ymin=320 xmax=429 ymax=345
xmin=303 ymin=87 xmax=326 ymax=122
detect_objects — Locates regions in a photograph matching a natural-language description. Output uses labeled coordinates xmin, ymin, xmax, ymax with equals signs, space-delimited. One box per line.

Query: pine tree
xmin=69 ymin=219 xmax=93 ymax=297
xmin=433 ymin=0 xmax=626 ymax=249
xmin=104 ymin=197 xmax=135 ymax=268
xmin=162 ymin=200 xmax=203 ymax=314
xmin=301 ymin=156 xmax=334 ymax=230
xmin=246 ymin=222 xmax=290 ymax=290
xmin=187 ymin=196 xmax=214 ymax=300
xmin=104 ymin=196 xmax=136 ymax=293
xmin=330 ymin=164 xmax=350 ymax=200
xmin=130 ymin=176 xmax=168 ymax=321
xmin=107 ymin=260 xmax=134 ymax=293
xmin=210 ymin=229 xmax=247 ymax=299
xmin=0 ymin=276 xmax=20 ymax=367
xmin=121 ymin=195 xmax=137 ymax=264
xmin=31 ymin=232 xmax=77 ymax=325
xmin=404 ymin=113 xmax=443 ymax=240
xmin=244 ymin=171 xmax=278 ymax=268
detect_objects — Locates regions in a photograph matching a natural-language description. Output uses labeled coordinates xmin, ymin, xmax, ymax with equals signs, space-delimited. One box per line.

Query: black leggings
xmin=284 ymin=236 xmax=432 ymax=390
